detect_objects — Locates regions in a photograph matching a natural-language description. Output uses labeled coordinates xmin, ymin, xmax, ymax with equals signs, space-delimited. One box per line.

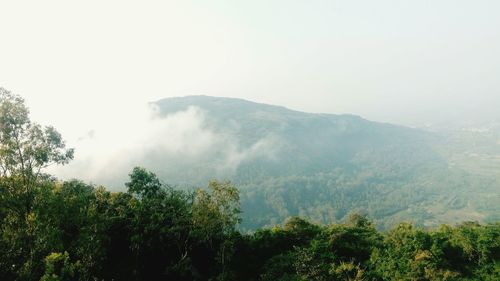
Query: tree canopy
xmin=0 ymin=89 xmax=499 ymax=281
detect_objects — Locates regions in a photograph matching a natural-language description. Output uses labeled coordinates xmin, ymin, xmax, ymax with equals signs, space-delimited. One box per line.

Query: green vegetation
xmin=0 ymin=172 xmax=498 ymax=280
xmin=1 ymin=90 xmax=499 ymax=280
xmin=153 ymin=96 xmax=500 ymax=230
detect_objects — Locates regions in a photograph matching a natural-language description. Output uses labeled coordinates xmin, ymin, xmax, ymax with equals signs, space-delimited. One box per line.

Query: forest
xmin=1 ymin=89 xmax=499 ymax=281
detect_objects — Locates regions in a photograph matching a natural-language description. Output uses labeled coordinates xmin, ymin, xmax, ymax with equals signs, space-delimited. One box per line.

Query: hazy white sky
xmin=1 ymin=0 xmax=500 ymax=141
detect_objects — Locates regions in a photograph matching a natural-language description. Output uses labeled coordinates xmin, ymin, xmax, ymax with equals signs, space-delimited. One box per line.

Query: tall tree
xmin=0 ymin=88 xmax=74 ymax=217
xmin=192 ymin=180 xmax=241 ymax=280
xmin=0 ymin=88 xmax=74 ymax=280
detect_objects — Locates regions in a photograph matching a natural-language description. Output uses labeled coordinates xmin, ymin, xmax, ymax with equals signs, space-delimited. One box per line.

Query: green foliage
xmin=153 ymin=96 xmax=500 ymax=231
xmin=0 ymin=89 xmax=75 ymax=281
xmin=193 ymin=180 xmax=241 ymax=240
xmin=0 ymin=87 xmax=73 ymax=182
xmin=126 ymin=167 xmax=162 ymax=198
xmin=1 ymin=168 xmax=499 ymax=281
xmin=1 ymin=91 xmax=499 ymax=281
xmin=192 ymin=180 xmax=241 ymax=281
xmin=40 ymin=252 xmax=75 ymax=281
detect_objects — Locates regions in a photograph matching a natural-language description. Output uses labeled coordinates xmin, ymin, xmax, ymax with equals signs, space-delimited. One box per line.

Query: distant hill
xmin=142 ymin=96 xmax=500 ymax=230
xmin=153 ymin=96 xmax=442 ymax=181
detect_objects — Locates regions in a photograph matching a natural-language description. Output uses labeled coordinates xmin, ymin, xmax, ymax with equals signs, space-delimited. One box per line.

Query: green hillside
xmin=149 ymin=96 xmax=500 ymax=230
xmin=1 ymin=89 xmax=499 ymax=280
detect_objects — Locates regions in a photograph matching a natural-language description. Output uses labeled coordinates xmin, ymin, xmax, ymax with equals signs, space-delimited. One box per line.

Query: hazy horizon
xmin=2 ymin=1 xmax=500 ymax=144
xmin=2 ymin=3 xmax=500 ymax=279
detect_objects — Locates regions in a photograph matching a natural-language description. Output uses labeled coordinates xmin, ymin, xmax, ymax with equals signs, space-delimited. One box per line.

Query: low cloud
xmin=49 ymin=104 xmax=283 ymax=189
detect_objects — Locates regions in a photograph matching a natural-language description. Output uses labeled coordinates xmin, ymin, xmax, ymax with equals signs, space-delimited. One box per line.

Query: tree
xmin=40 ymin=252 xmax=76 ymax=281
xmin=0 ymin=87 xmax=74 ymax=217
xmin=192 ymin=180 xmax=241 ymax=281
xmin=192 ymin=180 xmax=241 ymax=242
xmin=125 ymin=166 xmax=161 ymax=199
xmin=0 ymin=88 xmax=74 ymax=280
xmin=125 ymin=167 xmax=196 ymax=280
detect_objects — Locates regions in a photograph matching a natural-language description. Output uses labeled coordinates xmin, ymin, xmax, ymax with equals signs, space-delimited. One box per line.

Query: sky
xmin=1 ymin=1 xmax=500 ymax=141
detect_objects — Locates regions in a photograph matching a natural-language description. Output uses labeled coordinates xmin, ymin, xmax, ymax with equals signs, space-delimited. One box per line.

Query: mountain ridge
xmin=154 ymin=95 xmax=401 ymax=128
xmin=56 ymin=95 xmax=499 ymax=230
xmin=141 ymin=95 xmax=493 ymax=230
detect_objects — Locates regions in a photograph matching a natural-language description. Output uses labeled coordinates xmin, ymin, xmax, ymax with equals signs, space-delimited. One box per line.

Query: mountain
xmin=145 ymin=96 xmax=500 ymax=230
xmin=153 ymin=96 xmax=443 ymax=181
xmin=85 ymin=95 xmax=497 ymax=230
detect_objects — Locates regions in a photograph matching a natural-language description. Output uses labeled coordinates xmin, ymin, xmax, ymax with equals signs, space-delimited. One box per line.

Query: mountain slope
xmin=142 ymin=96 xmax=500 ymax=230
xmin=154 ymin=96 xmax=444 ymax=181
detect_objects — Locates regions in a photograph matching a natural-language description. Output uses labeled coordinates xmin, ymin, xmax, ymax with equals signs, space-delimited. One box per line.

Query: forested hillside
xmin=1 ymin=89 xmax=499 ymax=280
xmin=139 ymin=96 xmax=500 ymax=229
xmin=1 ymin=173 xmax=499 ymax=280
